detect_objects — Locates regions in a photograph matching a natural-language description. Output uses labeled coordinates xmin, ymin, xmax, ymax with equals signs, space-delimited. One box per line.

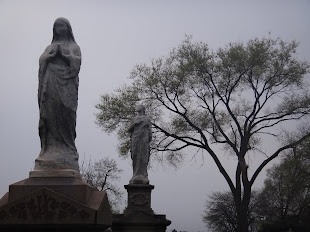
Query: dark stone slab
xmin=112 ymin=184 xmax=171 ymax=232
xmin=0 ymin=188 xmax=96 ymax=224
xmin=113 ymin=213 xmax=171 ymax=232
xmin=0 ymin=224 xmax=110 ymax=232
xmin=0 ymin=177 xmax=112 ymax=231
xmin=6 ymin=177 xmax=94 ymax=205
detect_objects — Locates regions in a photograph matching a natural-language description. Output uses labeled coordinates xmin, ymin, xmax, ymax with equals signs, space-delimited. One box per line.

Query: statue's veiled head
xmin=52 ymin=17 xmax=75 ymax=43
xmin=136 ymin=105 xmax=146 ymax=115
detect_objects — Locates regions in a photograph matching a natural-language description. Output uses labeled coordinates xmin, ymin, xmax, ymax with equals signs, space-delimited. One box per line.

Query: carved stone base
xmin=0 ymin=177 xmax=112 ymax=231
xmin=29 ymin=169 xmax=82 ymax=179
xmin=124 ymin=184 xmax=154 ymax=216
xmin=112 ymin=184 xmax=171 ymax=232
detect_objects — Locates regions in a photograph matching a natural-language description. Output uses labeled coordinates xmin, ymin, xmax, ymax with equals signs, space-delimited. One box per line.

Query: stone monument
xmin=112 ymin=105 xmax=171 ymax=232
xmin=30 ymin=17 xmax=81 ymax=179
xmin=0 ymin=18 xmax=112 ymax=231
xmin=128 ymin=105 xmax=152 ymax=185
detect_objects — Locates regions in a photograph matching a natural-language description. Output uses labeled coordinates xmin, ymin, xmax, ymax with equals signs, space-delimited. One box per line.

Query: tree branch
xmin=250 ymin=133 xmax=310 ymax=186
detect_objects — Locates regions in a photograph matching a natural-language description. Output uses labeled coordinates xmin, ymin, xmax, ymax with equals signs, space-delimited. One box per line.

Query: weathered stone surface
xmin=6 ymin=178 xmax=93 ymax=204
xmin=112 ymin=184 xmax=171 ymax=232
xmin=0 ymin=177 xmax=112 ymax=230
xmin=29 ymin=169 xmax=82 ymax=179
xmin=0 ymin=17 xmax=112 ymax=232
xmin=34 ymin=17 xmax=81 ymax=174
xmin=128 ymin=105 xmax=152 ymax=185
xmin=0 ymin=188 xmax=95 ymax=224
xmin=123 ymin=184 xmax=154 ymax=216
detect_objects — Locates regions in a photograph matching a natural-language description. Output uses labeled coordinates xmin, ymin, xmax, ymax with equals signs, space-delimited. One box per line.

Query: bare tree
xmin=81 ymin=156 xmax=124 ymax=212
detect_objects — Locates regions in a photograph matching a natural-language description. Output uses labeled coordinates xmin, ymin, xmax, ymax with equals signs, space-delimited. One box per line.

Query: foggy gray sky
xmin=0 ymin=1 xmax=309 ymax=231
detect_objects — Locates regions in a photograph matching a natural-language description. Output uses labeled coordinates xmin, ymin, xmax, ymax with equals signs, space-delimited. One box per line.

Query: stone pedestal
xmin=112 ymin=184 xmax=171 ymax=232
xmin=29 ymin=169 xmax=82 ymax=179
xmin=0 ymin=177 xmax=112 ymax=232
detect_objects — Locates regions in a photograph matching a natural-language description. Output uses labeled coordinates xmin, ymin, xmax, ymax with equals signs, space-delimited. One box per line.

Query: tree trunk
xmin=235 ymin=187 xmax=251 ymax=232
xmin=236 ymin=204 xmax=249 ymax=232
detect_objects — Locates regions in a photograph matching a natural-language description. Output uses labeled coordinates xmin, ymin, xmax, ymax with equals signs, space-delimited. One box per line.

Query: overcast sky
xmin=0 ymin=1 xmax=309 ymax=231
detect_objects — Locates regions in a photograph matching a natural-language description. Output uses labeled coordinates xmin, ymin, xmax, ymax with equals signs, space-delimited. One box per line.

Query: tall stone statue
xmin=128 ymin=105 xmax=152 ymax=184
xmin=31 ymin=17 xmax=81 ymax=177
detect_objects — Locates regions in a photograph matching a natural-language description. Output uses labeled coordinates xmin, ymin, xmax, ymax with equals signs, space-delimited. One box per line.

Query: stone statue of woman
xmin=128 ymin=105 xmax=152 ymax=185
xmin=31 ymin=18 xmax=81 ymax=177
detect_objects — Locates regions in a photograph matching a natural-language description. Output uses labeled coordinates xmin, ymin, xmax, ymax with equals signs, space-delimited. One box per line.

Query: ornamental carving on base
xmin=129 ymin=194 xmax=150 ymax=206
xmin=0 ymin=193 xmax=91 ymax=221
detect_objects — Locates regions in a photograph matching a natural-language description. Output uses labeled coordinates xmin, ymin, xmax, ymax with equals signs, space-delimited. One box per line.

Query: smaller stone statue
xmin=128 ymin=105 xmax=152 ymax=184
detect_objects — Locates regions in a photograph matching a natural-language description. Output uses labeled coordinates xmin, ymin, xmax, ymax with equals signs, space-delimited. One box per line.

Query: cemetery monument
xmin=112 ymin=105 xmax=171 ymax=232
xmin=0 ymin=18 xmax=112 ymax=232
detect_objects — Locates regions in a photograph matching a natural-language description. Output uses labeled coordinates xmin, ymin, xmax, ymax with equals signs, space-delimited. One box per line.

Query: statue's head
xmin=52 ymin=17 xmax=75 ymax=43
xmin=136 ymin=105 xmax=146 ymax=115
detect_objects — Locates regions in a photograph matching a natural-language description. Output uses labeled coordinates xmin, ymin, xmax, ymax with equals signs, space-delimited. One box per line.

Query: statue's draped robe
xmin=129 ymin=115 xmax=152 ymax=184
xmin=34 ymin=42 xmax=81 ymax=171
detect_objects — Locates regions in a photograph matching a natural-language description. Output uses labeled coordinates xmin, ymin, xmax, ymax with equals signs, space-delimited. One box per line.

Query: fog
xmin=0 ymin=1 xmax=309 ymax=231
